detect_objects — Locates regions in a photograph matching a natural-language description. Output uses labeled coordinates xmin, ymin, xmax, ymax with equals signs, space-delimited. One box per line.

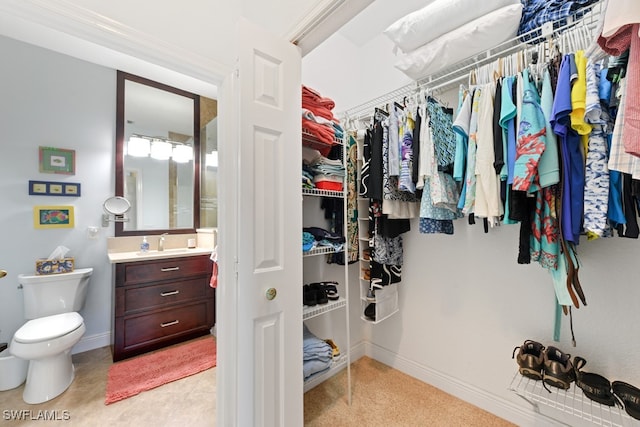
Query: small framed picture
xmin=33 ymin=205 xmax=75 ymax=229
xmin=29 ymin=180 xmax=81 ymax=197
xmin=39 ymin=146 xmax=76 ymax=175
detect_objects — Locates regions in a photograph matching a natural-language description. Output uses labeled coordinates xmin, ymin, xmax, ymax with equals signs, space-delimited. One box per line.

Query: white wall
xmin=0 ymin=36 xmax=115 ymax=348
xmin=303 ymin=20 xmax=640 ymax=426
xmin=302 ymin=31 xmax=413 ymax=114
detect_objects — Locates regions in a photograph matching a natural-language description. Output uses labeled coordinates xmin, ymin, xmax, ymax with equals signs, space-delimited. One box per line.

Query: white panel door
xmin=222 ymin=17 xmax=303 ymax=427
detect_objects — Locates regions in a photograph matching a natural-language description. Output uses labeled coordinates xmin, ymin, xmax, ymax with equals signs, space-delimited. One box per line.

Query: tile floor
xmin=0 ymin=341 xmax=216 ymax=427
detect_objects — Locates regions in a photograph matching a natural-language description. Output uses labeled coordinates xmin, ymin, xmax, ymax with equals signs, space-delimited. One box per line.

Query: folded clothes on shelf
xmin=303 ymin=226 xmax=345 ymax=252
xmin=303 ymin=231 xmax=316 ymax=252
xmin=304 ymin=226 xmax=345 ymax=242
xmin=303 ymin=324 xmax=333 ymax=379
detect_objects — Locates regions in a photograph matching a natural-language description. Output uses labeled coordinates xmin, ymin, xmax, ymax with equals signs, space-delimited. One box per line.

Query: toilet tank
xmin=18 ymin=268 xmax=93 ymax=319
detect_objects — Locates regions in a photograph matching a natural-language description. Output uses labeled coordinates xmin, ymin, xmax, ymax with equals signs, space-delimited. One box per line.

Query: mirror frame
xmin=115 ymin=71 xmax=201 ymax=236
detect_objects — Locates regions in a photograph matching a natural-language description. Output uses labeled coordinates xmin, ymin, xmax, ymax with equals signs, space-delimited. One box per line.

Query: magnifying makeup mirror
xmin=102 ymin=196 xmax=131 ymax=227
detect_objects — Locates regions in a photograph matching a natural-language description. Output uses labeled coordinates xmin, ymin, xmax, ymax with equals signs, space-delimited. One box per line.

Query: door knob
xmin=266 ymin=288 xmax=277 ymax=300
xmin=0 ymin=270 xmax=6 ymax=279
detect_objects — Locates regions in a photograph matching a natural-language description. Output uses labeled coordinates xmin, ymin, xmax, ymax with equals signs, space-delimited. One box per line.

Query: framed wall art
xmin=29 ymin=180 xmax=81 ymax=197
xmin=39 ymin=146 xmax=76 ymax=175
xmin=33 ymin=205 xmax=75 ymax=229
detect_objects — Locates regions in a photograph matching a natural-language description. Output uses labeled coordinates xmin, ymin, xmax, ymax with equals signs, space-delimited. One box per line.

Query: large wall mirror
xmin=115 ymin=71 xmax=201 ymax=236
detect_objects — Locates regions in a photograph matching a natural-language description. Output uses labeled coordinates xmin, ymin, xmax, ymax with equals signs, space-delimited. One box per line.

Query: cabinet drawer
xmin=120 ymin=255 xmax=210 ymax=285
xmin=119 ymin=278 xmax=211 ymax=314
xmin=122 ymin=301 xmax=211 ymax=348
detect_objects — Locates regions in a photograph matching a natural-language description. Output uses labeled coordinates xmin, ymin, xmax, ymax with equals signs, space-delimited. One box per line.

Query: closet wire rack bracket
xmin=339 ymin=1 xmax=604 ymax=122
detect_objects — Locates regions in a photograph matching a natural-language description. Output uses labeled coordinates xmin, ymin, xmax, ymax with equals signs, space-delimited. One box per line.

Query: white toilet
xmin=9 ymin=268 xmax=93 ymax=404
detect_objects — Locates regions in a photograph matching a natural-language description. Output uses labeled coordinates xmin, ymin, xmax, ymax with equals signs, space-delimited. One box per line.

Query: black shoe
xmin=364 ymin=303 xmax=376 ymax=321
xmin=303 ymin=285 xmax=317 ymax=306
xmin=310 ymin=283 xmax=328 ymax=304
xmin=323 ymin=282 xmax=339 ymax=300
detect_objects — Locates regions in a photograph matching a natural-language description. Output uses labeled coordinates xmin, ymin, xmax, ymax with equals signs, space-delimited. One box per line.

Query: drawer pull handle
xmin=160 ymin=290 xmax=180 ymax=297
xmin=160 ymin=267 xmax=180 ymax=272
xmin=160 ymin=320 xmax=179 ymax=328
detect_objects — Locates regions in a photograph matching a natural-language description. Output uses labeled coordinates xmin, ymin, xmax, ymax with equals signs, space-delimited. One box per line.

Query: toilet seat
xmin=14 ymin=312 xmax=83 ymax=344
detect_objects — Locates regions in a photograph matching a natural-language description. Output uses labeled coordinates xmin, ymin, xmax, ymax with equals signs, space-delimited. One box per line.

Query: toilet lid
xmin=14 ymin=312 xmax=83 ymax=343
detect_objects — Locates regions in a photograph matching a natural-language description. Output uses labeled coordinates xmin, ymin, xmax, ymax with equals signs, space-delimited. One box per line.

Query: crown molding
xmin=285 ymin=0 xmax=373 ymax=56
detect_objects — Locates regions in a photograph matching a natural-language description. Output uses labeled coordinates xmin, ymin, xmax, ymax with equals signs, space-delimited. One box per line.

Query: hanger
xmin=582 ymin=24 xmax=591 ymax=51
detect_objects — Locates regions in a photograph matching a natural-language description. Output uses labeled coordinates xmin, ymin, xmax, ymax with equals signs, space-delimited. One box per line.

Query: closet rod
xmin=340 ymin=1 xmax=604 ymax=121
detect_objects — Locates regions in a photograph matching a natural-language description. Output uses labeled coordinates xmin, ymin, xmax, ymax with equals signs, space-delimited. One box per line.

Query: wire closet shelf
xmin=509 ymin=371 xmax=640 ymax=427
xmin=340 ymin=1 xmax=604 ymax=121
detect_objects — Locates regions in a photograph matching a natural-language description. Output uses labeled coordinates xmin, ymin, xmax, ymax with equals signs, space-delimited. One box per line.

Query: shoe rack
xmin=509 ymin=370 xmax=639 ymax=426
xmin=355 ymin=133 xmax=399 ymax=325
xmin=301 ymin=129 xmax=352 ymax=400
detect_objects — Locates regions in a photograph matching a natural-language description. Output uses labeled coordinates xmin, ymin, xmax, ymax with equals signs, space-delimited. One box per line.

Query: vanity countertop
xmin=107 ymin=233 xmax=214 ymax=263
xmin=108 ymin=247 xmax=212 ymax=264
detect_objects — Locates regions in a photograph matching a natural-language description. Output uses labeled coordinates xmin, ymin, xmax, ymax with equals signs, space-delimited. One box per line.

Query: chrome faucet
xmin=158 ymin=233 xmax=169 ymax=251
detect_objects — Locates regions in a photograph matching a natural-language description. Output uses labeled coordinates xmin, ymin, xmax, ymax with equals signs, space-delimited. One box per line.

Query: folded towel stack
xmin=302 ymin=85 xmax=343 ymax=156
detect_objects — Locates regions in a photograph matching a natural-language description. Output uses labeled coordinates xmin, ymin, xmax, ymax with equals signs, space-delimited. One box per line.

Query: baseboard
xmin=350 ymin=339 xmax=367 ymax=362
xmin=72 ymin=331 xmax=111 ymax=355
xmin=364 ymin=342 xmax=551 ymax=426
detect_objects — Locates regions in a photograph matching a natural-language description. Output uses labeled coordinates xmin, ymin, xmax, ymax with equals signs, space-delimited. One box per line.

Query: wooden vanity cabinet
xmin=113 ymin=254 xmax=215 ymax=361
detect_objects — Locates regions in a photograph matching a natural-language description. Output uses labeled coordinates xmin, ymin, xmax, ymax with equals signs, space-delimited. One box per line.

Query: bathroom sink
xmin=136 ymin=248 xmax=190 ymax=256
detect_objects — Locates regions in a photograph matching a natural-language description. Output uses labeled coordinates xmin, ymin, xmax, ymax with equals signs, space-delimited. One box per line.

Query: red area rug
xmin=105 ymin=337 xmax=216 ymax=405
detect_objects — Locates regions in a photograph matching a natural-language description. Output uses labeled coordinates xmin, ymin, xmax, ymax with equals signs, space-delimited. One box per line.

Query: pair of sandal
xmin=512 ymin=340 xmax=575 ymax=390
xmin=574 ymin=356 xmax=640 ymax=419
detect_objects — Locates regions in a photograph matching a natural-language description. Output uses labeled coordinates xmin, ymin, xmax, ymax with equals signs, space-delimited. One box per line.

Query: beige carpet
xmin=304 ymin=357 xmax=515 ymax=427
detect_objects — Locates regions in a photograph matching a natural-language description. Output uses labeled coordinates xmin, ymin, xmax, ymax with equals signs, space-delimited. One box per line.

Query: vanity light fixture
xmin=150 ymin=140 xmax=173 ymax=160
xmin=127 ymin=136 xmax=151 ymax=157
xmin=127 ymin=134 xmax=193 ymax=162
xmin=172 ymin=144 xmax=193 ymax=163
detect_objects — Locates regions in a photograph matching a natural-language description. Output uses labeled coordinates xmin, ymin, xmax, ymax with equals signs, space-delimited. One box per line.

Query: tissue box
xmin=35 ymin=258 xmax=75 ymax=275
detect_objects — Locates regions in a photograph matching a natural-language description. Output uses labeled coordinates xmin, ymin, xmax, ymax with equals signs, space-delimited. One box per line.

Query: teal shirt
xmin=538 ymin=69 xmax=560 ymax=188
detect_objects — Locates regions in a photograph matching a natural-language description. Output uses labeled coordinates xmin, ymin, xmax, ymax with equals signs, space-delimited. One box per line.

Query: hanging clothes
xmin=583 ymin=60 xmax=612 ymax=239
xmin=474 ymin=81 xmax=503 ymax=223
xmin=412 ymin=106 xmax=423 ymax=187
xmin=381 ymin=106 xmax=420 ymax=219
xmin=453 ymin=86 xmax=470 ymax=183
xmin=426 ymin=97 xmax=457 ymax=170
xmin=388 ymin=104 xmax=401 ymax=177
xmin=551 ymin=54 xmax=584 ymax=245
xmin=598 ymin=21 xmax=640 ymax=157
xmin=538 ymin=69 xmax=561 ymax=189
xmin=360 ymin=128 xmax=371 ymax=198
xmin=462 ymin=88 xmax=482 ymax=214
xmin=513 ymin=69 xmax=547 ymax=194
